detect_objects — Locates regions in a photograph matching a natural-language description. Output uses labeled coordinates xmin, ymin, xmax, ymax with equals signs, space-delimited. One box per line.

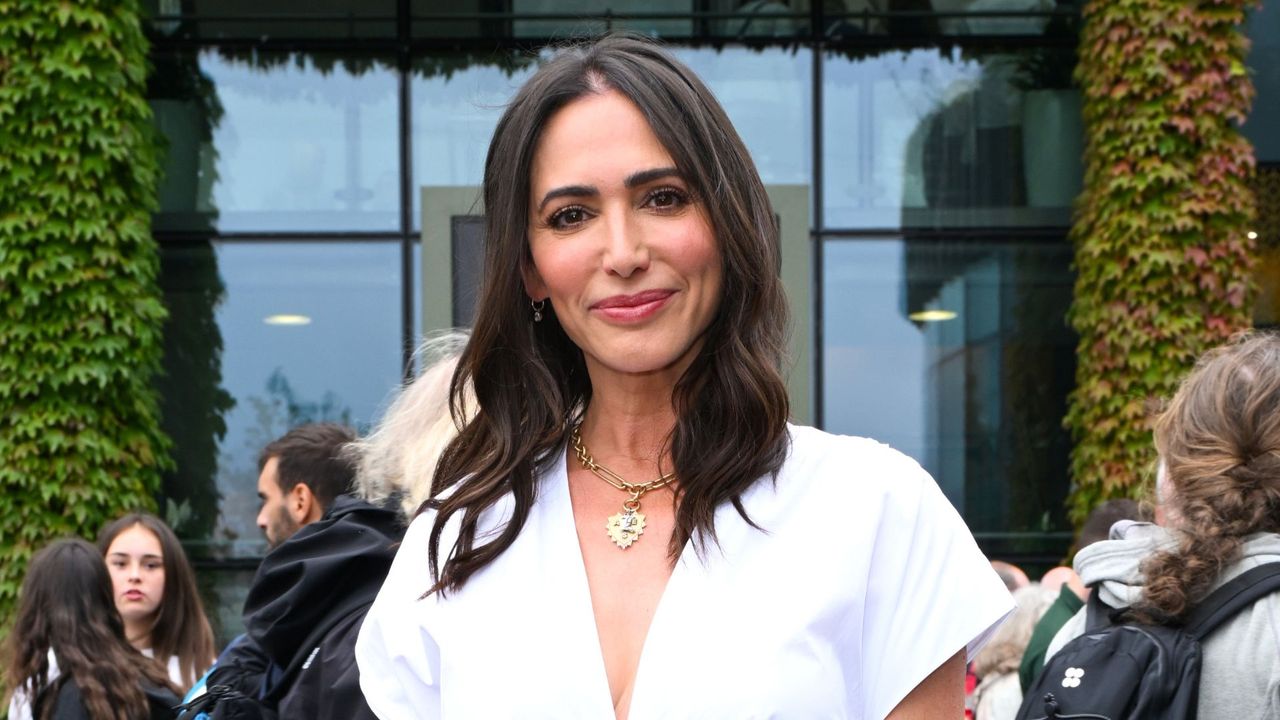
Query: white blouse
xmin=357 ymin=425 xmax=1013 ymax=719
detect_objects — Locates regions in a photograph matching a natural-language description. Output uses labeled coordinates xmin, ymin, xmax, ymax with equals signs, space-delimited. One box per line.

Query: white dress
xmin=357 ymin=425 xmax=1013 ymax=719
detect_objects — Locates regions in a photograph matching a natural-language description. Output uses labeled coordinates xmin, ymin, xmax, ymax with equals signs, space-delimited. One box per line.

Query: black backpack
xmin=1016 ymin=563 xmax=1280 ymax=720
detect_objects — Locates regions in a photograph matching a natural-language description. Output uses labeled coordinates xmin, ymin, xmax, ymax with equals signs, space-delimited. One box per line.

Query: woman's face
xmin=105 ymin=524 xmax=165 ymax=627
xmin=524 ymin=89 xmax=723 ymax=380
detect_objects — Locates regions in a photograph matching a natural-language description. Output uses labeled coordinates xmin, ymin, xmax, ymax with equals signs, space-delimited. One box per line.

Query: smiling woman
xmin=524 ymin=89 xmax=723 ymax=382
xmin=356 ymin=34 xmax=1013 ymax=720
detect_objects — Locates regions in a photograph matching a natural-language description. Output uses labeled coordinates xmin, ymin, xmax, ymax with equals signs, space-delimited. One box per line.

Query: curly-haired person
xmin=1046 ymin=332 xmax=1280 ymax=719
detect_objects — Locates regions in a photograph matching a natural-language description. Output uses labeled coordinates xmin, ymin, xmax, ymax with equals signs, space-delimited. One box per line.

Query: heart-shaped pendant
xmin=606 ymin=508 xmax=646 ymax=549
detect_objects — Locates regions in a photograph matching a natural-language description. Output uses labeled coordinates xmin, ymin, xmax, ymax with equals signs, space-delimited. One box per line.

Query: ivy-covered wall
xmin=1065 ymin=0 xmax=1258 ymax=523
xmin=0 ymin=0 xmax=170 ymax=621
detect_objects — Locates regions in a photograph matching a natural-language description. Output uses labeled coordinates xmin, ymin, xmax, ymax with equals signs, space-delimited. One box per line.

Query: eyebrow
xmin=108 ymin=552 xmax=163 ymax=561
xmin=536 ymin=166 xmax=683 ymax=213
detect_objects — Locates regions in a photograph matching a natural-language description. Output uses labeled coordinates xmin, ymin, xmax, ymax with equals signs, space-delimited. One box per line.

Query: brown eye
xmin=646 ymin=187 xmax=689 ymax=211
xmin=549 ymin=205 xmax=590 ymax=230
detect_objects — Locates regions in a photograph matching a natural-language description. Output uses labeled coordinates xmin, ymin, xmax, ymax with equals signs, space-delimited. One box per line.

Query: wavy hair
xmin=3 ymin=539 xmax=177 ymax=720
xmin=426 ymin=34 xmax=791 ymax=593
xmin=98 ymin=513 xmax=215 ymax=689
xmin=1131 ymin=332 xmax=1280 ymax=624
xmin=349 ymin=329 xmax=474 ymax=522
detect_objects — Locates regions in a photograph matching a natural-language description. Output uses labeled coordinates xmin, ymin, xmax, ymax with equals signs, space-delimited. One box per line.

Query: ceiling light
xmin=908 ymin=310 xmax=958 ymax=322
xmin=264 ymin=314 xmax=312 ymax=326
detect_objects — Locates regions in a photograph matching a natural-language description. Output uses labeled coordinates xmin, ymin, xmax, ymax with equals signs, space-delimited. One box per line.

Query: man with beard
xmin=254 ymin=423 xmax=357 ymax=550
xmin=198 ymin=423 xmax=400 ymax=720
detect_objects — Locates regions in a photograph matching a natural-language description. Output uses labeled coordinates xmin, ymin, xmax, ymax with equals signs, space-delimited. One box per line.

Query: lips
xmin=123 ymin=590 xmax=145 ymax=601
xmin=590 ymin=289 xmax=675 ymax=322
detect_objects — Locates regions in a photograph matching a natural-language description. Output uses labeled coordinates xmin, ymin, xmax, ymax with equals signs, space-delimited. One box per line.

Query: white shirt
xmin=140 ymin=647 xmax=185 ymax=691
xmin=7 ymin=648 xmax=185 ymax=719
xmin=357 ymin=425 xmax=1013 ymax=719
xmin=6 ymin=650 xmax=57 ymax=720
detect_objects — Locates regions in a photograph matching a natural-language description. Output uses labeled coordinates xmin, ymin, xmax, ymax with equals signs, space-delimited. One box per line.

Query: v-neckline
xmin=550 ymin=445 xmax=693 ymax=720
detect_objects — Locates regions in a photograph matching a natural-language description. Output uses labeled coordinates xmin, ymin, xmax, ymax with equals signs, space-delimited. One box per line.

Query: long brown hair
xmin=427 ymin=34 xmax=791 ymax=593
xmin=3 ymin=539 xmax=178 ymax=720
xmin=1132 ymin=332 xmax=1280 ymax=624
xmin=98 ymin=512 xmax=215 ymax=689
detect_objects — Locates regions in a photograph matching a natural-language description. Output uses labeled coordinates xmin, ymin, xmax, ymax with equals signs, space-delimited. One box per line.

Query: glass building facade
xmin=141 ymin=1 xmax=1279 ymax=638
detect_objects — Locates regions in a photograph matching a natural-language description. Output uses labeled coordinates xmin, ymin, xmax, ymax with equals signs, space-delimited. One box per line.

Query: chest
xmin=423 ymin=469 xmax=874 ymax=718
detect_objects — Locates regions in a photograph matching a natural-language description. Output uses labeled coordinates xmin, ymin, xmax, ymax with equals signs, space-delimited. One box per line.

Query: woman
xmin=98 ymin=513 xmax=216 ymax=692
xmin=4 ymin=538 xmax=180 ymax=720
xmin=357 ymin=35 xmax=1012 ymax=719
xmin=1045 ymin=333 xmax=1280 ymax=718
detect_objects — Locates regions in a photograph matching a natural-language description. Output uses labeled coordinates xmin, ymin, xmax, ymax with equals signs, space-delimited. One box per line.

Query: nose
xmin=601 ymin=211 xmax=649 ymax=279
xmin=127 ymin=562 xmax=142 ymax=583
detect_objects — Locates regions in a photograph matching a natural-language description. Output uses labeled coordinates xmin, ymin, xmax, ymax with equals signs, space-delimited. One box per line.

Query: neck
xmin=124 ymin=618 xmax=153 ymax=652
xmin=580 ymin=369 xmax=681 ymax=468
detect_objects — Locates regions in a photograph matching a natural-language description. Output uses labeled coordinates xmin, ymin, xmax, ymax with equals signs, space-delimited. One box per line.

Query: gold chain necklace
xmin=571 ymin=424 xmax=675 ymax=550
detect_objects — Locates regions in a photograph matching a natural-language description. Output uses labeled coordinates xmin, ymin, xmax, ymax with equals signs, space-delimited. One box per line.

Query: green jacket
xmin=1017 ymin=582 xmax=1083 ymax=693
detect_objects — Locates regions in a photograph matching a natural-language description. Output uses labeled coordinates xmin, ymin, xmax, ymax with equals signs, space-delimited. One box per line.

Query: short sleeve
xmin=356 ymin=513 xmax=443 ymax=720
xmin=859 ymin=465 xmax=1013 ymax=719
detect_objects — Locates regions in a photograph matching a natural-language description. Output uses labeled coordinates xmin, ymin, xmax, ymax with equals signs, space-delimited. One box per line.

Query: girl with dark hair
xmin=4 ymin=538 xmax=180 ymax=720
xmin=98 ymin=513 xmax=216 ymax=692
xmin=1045 ymin=332 xmax=1280 ymax=718
xmin=357 ymin=34 xmax=1011 ymax=718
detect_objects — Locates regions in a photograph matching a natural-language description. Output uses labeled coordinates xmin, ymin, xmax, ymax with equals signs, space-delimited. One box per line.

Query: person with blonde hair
xmin=1045 ymin=332 xmax=1280 ymax=718
xmin=194 ymin=333 xmax=472 ymax=718
xmin=970 ymin=584 xmax=1056 ymax=720
xmin=348 ymin=329 xmax=473 ymax=520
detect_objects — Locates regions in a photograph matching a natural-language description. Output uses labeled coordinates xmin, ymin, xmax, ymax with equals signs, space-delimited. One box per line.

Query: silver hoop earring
xmin=531 ymin=299 xmax=546 ymax=323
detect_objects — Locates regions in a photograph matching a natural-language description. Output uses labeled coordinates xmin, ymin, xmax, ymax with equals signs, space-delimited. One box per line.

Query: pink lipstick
xmin=591 ymin=289 xmax=675 ymax=322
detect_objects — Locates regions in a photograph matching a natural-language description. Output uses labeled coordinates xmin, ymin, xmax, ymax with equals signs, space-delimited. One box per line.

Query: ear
xmin=288 ymin=483 xmax=320 ymax=525
xmin=521 ymin=259 xmax=548 ymax=301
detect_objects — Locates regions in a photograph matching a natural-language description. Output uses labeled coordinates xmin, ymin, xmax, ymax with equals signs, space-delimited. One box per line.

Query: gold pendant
xmin=606 ymin=507 xmax=646 ymax=549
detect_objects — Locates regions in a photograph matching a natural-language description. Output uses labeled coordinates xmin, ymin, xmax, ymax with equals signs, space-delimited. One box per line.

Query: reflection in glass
xmin=822 ymin=238 xmax=1075 ymax=556
xmin=411 ymin=47 xmax=810 ymax=228
xmin=153 ymin=52 xmax=400 ymax=233
xmin=1246 ymin=5 xmax=1280 ymax=163
xmin=823 ymin=47 xmax=1081 ymax=230
xmin=151 ymin=51 xmax=224 ymax=235
xmin=930 ymin=0 xmax=1055 ymax=35
xmin=411 ymin=55 xmax=537 ymax=213
xmin=410 ymin=0 xmax=817 ymax=39
xmin=158 ymin=241 xmax=234 ymax=547
xmin=142 ymin=0 xmax=397 ymax=40
xmin=160 ymin=242 xmax=402 ymax=558
xmin=674 ymin=47 xmax=812 ymax=187
xmin=512 ymin=0 xmax=695 ymax=38
xmin=1254 ymin=167 xmax=1280 ymax=328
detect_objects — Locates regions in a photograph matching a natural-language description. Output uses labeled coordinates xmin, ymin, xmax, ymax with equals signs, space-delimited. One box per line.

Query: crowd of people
xmin=966 ymin=499 xmax=1149 ymax=719
xmin=2 ymin=330 xmax=471 ymax=720
xmin=4 ymin=34 xmax=1280 ymax=720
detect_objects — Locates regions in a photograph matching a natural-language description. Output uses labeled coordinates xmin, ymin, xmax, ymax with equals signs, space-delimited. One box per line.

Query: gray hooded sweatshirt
xmin=1045 ymin=521 xmax=1280 ymax=719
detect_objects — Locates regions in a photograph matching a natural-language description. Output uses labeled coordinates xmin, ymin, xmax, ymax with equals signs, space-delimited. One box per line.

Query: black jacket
xmin=228 ymin=494 xmax=403 ymax=720
xmin=45 ymin=680 xmax=178 ymax=720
